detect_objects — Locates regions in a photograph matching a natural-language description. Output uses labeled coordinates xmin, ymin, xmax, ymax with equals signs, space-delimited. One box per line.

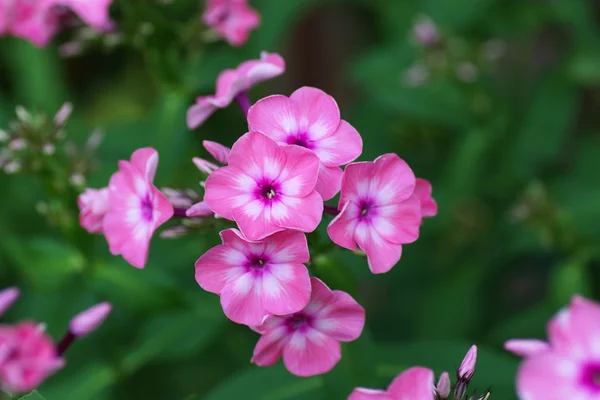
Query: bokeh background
xmin=2 ymin=0 xmax=600 ymax=399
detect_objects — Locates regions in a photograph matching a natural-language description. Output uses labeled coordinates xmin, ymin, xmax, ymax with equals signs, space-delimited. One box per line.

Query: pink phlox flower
xmin=414 ymin=178 xmax=437 ymax=218
xmin=0 ymin=322 xmax=64 ymax=393
xmin=204 ymin=131 xmax=323 ymax=241
xmin=202 ymin=0 xmax=259 ymax=47
xmin=0 ymin=287 xmax=19 ymax=318
xmin=348 ymin=366 xmax=435 ymax=400
xmin=251 ymin=277 xmax=365 ymax=377
xmin=195 ymin=228 xmax=311 ymax=326
xmin=327 ymin=154 xmax=422 ymax=274
xmin=102 ymin=148 xmax=174 ymax=269
xmin=78 ymin=187 xmax=111 ymax=233
xmin=8 ymin=0 xmax=61 ymax=47
xmin=69 ymin=302 xmax=112 ymax=338
xmin=248 ymin=86 xmax=363 ymax=201
xmin=187 ymin=52 xmax=285 ymax=129
xmin=512 ymin=295 xmax=600 ymax=400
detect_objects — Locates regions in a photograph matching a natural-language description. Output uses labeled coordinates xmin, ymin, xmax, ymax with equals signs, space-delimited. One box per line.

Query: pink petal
xmin=303 ymin=277 xmax=337 ymax=316
xmin=516 ymin=353 xmax=582 ymax=400
xmin=313 ymin=120 xmax=362 ymax=167
xmin=186 ymin=201 xmax=214 ymax=217
xmin=204 ymin=165 xmax=253 ymax=221
xmin=214 ymin=69 xmax=244 ymax=102
xmin=387 ymin=367 xmax=435 ymax=399
xmin=277 ymin=145 xmax=320 ymax=197
xmin=355 ymin=223 xmax=403 ymax=274
xmin=314 ymin=164 xmax=343 ymax=201
xmin=282 ymin=328 xmax=341 ymax=377
xmin=251 ymin=319 xmax=288 ymax=367
xmin=289 ymin=87 xmax=340 ymax=141
xmin=220 ymin=272 xmax=268 ymax=326
xmin=233 ymin=201 xmax=282 ymax=241
xmin=339 ymin=162 xmax=374 ymax=206
xmin=261 ymin=263 xmax=311 ymax=316
xmin=152 ymin=186 xmax=175 ymax=226
xmin=414 ymin=178 xmax=438 ymax=218
xmin=239 ymin=52 xmax=285 ymax=87
xmin=371 ymin=196 xmax=422 ymax=245
xmin=247 ymin=95 xmax=298 ymax=143
xmin=348 ymin=389 xmax=394 ymax=400
xmin=547 ymin=307 xmax=572 ymax=352
xmin=313 ymin=290 xmax=365 ymax=342
xmin=504 ymin=339 xmax=550 ymax=357
xmin=130 ymin=147 xmax=158 ymax=183
xmin=568 ymin=295 xmax=600 ymax=355
xmin=59 ymin=0 xmax=113 ymax=30
xmin=327 ymin=202 xmax=359 ymax=251
xmin=271 ymin=191 xmax=323 ymax=234
xmin=203 ymin=140 xmax=231 ymax=164
xmin=102 ymin=211 xmax=151 ymax=269
xmin=192 ymin=157 xmax=220 ymax=175
xmin=187 ymin=98 xmax=217 ymax=129
xmin=0 ymin=287 xmax=20 ymax=317
xmin=195 ymin=244 xmax=247 ymax=294
xmin=266 ymin=230 xmax=310 ymax=264
xmin=370 ymin=154 xmax=416 ymax=205
xmin=228 ymin=132 xmax=286 ymax=181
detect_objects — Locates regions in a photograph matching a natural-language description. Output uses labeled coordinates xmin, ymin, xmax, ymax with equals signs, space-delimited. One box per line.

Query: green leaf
xmin=421 ymin=0 xmax=495 ymax=29
xmin=18 ymin=391 xmax=47 ymax=400
xmin=41 ymin=363 xmax=115 ymax=400
xmin=548 ymin=256 xmax=592 ymax=308
xmin=204 ymin=364 xmax=325 ymax=400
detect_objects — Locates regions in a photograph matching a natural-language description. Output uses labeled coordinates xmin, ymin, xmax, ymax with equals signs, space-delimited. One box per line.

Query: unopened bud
xmin=54 ymin=103 xmax=73 ymax=127
xmin=160 ymin=226 xmax=189 ymax=239
xmin=474 ymin=388 xmax=491 ymax=400
xmin=458 ymin=345 xmax=477 ymax=381
xmin=436 ymin=371 xmax=451 ymax=399
xmin=85 ymin=129 xmax=104 ymax=152
xmin=9 ymin=139 xmax=27 ymax=151
xmin=192 ymin=157 xmax=219 ymax=175
xmin=15 ymin=106 xmax=31 ymax=124
xmin=0 ymin=287 xmax=20 ymax=316
xmin=412 ymin=15 xmax=439 ymax=46
xmin=402 ymin=64 xmax=429 ymax=87
xmin=42 ymin=143 xmax=56 ymax=155
xmin=69 ymin=302 xmax=112 ymax=338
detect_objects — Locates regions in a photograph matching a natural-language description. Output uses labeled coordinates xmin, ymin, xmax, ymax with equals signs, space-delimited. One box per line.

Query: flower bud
xmin=69 ymin=302 xmax=112 ymax=338
xmin=54 ymin=103 xmax=73 ymax=127
xmin=0 ymin=287 xmax=20 ymax=316
xmin=436 ymin=371 xmax=451 ymax=399
xmin=458 ymin=345 xmax=477 ymax=381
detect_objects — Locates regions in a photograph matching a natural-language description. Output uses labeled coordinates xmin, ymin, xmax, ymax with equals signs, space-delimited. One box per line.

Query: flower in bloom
xmin=327 ymin=154 xmax=422 ymax=274
xmin=0 ymin=322 xmax=64 ymax=393
xmin=187 ymin=52 xmax=285 ymax=129
xmin=348 ymin=367 xmax=435 ymax=400
xmin=251 ymin=277 xmax=365 ymax=377
xmin=202 ymin=0 xmax=260 ymax=47
xmin=102 ymin=148 xmax=174 ymax=268
xmin=69 ymin=302 xmax=112 ymax=338
xmin=195 ymin=228 xmax=311 ymax=326
xmin=510 ymin=295 xmax=600 ymax=400
xmin=0 ymin=287 xmax=19 ymax=317
xmin=247 ymin=86 xmax=362 ymax=201
xmin=204 ymin=132 xmax=323 ymax=241
xmin=78 ymin=187 xmax=111 ymax=233
xmin=414 ymin=178 xmax=437 ymax=218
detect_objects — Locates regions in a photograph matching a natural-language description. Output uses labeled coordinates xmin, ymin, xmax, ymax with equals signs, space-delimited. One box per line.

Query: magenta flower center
xmin=358 ymin=199 xmax=373 ymax=218
xmin=257 ymin=182 xmax=279 ymax=201
xmin=580 ymin=362 xmax=600 ymax=392
xmin=286 ymin=313 xmax=311 ymax=331
xmin=248 ymin=256 xmax=268 ymax=269
xmin=140 ymin=193 xmax=153 ymax=221
xmin=286 ymin=133 xmax=314 ymax=149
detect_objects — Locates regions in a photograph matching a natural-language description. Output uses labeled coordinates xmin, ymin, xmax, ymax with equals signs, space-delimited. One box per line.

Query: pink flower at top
xmin=204 ymin=132 xmax=323 ymax=241
xmin=327 ymin=154 xmax=422 ymax=274
xmin=348 ymin=367 xmax=435 ymax=400
xmin=102 ymin=148 xmax=174 ymax=269
xmin=202 ymin=0 xmax=260 ymax=47
xmin=251 ymin=277 xmax=365 ymax=377
xmin=414 ymin=178 xmax=437 ymax=218
xmin=187 ymin=52 xmax=285 ymax=129
xmin=0 ymin=322 xmax=64 ymax=393
xmin=195 ymin=228 xmax=311 ymax=326
xmin=248 ymin=86 xmax=363 ymax=201
xmin=510 ymin=295 xmax=600 ymax=400
xmin=78 ymin=187 xmax=111 ymax=233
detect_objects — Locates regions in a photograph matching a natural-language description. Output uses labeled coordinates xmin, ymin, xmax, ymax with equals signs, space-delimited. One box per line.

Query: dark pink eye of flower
xmin=248 ymin=255 xmax=268 ymax=269
xmin=259 ymin=183 xmax=278 ymax=201
xmin=140 ymin=193 xmax=153 ymax=221
xmin=286 ymin=313 xmax=311 ymax=331
xmin=286 ymin=133 xmax=314 ymax=150
xmin=358 ymin=199 xmax=374 ymax=218
xmin=580 ymin=362 xmax=600 ymax=392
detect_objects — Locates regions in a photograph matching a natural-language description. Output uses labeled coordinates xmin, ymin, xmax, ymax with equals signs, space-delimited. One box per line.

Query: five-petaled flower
xmin=327 ymin=154 xmax=422 ymax=274
xmin=103 ymin=148 xmax=174 ymax=269
xmin=204 ymin=131 xmax=323 ymax=241
xmin=248 ymin=86 xmax=362 ymax=201
xmin=195 ymin=228 xmax=311 ymax=326
xmin=251 ymin=277 xmax=365 ymax=377
xmin=202 ymin=0 xmax=260 ymax=47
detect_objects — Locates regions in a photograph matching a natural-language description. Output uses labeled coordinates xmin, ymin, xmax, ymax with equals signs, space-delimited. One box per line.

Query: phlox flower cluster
xmin=0 ymin=287 xmax=110 ymax=393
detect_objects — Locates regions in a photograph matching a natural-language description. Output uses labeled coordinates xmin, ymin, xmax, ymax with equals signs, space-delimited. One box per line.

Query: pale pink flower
xmin=251 ymin=277 xmax=364 ymax=377
xmin=204 ymin=132 xmax=323 ymax=241
xmin=202 ymin=0 xmax=259 ymax=47
xmin=414 ymin=178 xmax=437 ymax=218
xmin=0 ymin=322 xmax=64 ymax=393
xmin=78 ymin=187 xmax=111 ymax=233
xmin=327 ymin=154 xmax=422 ymax=274
xmin=348 ymin=367 xmax=435 ymax=399
xmin=0 ymin=287 xmax=19 ymax=317
xmin=195 ymin=228 xmax=311 ymax=326
xmin=69 ymin=302 xmax=111 ymax=338
xmin=187 ymin=52 xmax=285 ymax=129
xmin=512 ymin=295 xmax=600 ymax=400
xmin=102 ymin=148 xmax=174 ymax=269
xmin=248 ymin=86 xmax=362 ymax=201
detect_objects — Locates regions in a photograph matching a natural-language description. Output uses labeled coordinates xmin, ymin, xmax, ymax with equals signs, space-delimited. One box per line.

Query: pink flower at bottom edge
xmin=348 ymin=367 xmax=435 ymax=400
xmin=78 ymin=187 xmax=111 ymax=233
xmin=202 ymin=0 xmax=260 ymax=47
xmin=0 ymin=322 xmax=64 ymax=393
xmin=251 ymin=277 xmax=365 ymax=377
xmin=102 ymin=148 xmax=174 ymax=269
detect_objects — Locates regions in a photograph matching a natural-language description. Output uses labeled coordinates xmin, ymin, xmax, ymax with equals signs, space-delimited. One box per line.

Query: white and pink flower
xmin=251 ymin=277 xmax=365 ymax=377
xmin=102 ymin=148 xmax=174 ymax=269
xmin=204 ymin=131 xmax=323 ymax=241
xmin=202 ymin=0 xmax=260 ymax=47
xmin=327 ymin=154 xmax=422 ymax=274
xmin=248 ymin=86 xmax=363 ymax=201
xmin=187 ymin=52 xmax=285 ymax=129
xmin=195 ymin=228 xmax=311 ymax=326
xmin=348 ymin=367 xmax=435 ymax=400
xmin=78 ymin=187 xmax=111 ymax=233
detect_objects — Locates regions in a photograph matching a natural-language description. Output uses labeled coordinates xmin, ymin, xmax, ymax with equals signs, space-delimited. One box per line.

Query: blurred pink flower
xmin=327 ymin=154 xmax=422 ymax=274
xmin=251 ymin=277 xmax=365 ymax=377
xmin=52 ymin=0 xmax=114 ymax=31
xmin=187 ymin=52 xmax=285 ymax=129
xmin=511 ymin=295 xmax=600 ymax=400
xmin=195 ymin=228 xmax=311 ymax=326
xmin=0 ymin=287 xmax=19 ymax=317
xmin=69 ymin=302 xmax=112 ymax=338
xmin=414 ymin=178 xmax=437 ymax=218
xmin=202 ymin=0 xmax=259 ymax=47
xmin=204 ymin=132 xmax=323 ymax=241
xmin=348 ymin=367 xmax=435 ymax=400
xmin=0 ymin=322 xmax=64 ymax=393
xmin=78 ymin=187 xmax=111 ymax=233
xmin=103 ymin=148 xmax=174 ymax=268
xmin=412 ymin=15 xmax=438 ymax=47
xmin=248 ymin=86 xmax=363 ymax=201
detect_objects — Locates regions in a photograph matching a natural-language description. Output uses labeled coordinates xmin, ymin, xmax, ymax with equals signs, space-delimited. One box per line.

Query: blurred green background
xmin=2 ymin=0 xmax=600 ymax=399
